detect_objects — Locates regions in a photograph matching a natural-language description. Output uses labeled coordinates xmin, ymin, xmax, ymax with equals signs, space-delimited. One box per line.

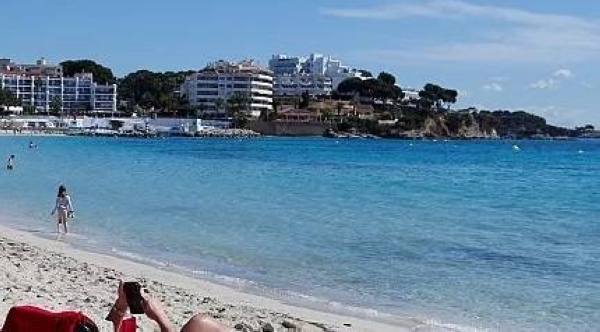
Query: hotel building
xmin=181 ymin=60 xmax=273 ymax=118
xmin=269 ymin=53 xmax=367 ymax=96
xmin=0 ymin=58 xmax=117 ymax=113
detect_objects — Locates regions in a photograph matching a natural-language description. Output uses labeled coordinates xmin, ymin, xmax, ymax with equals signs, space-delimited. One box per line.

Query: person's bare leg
xmin=181 ymin=314 xmax=229 ymax=332
xmin=59 ymin=211 xmax=68 ymax=233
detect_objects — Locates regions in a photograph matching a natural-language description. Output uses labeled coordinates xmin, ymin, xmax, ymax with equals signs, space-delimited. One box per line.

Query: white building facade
xmin=181 ymin=60 xmax=273 ymax=118
xmin=269 ymin=53 xmax=367 ymax=96
xmin=274 ymin=74 xmax=332 ymax=96
xmin=0 ymin=58 xmax=117 ymax=113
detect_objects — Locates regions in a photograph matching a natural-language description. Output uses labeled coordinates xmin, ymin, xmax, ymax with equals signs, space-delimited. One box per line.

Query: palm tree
xmin=226 ymin=92 xmax=250 ymax=128
xmin=34 ymin=77 xmax=44 ymax=115
xmin=336 ymin=101 xmax=343 ymax=120
xmin=215 ymin=98 xmax=225 ymax=116
xmin=195 ymin=103 xmax=206 ymax=119
xmin=50 ymin=96 xmax=63 ymax=118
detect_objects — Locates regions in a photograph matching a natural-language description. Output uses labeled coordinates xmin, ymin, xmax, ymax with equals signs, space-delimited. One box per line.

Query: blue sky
xmin=3 ymin=0 xmax=599 ymax=127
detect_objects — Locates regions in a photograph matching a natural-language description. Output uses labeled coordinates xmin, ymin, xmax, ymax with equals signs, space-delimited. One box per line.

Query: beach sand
xmin=0 ymin=225 xmax=415 ymax=332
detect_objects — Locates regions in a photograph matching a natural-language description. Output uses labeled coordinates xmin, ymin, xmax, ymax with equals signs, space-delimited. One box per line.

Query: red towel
xmin=1 ymin=306 xmax=98 ymax=332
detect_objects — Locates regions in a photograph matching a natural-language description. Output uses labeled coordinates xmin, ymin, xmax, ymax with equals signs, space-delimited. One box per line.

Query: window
xmin=197 ymin=83 xmax=218 ymax=89
xmin=197 ymin=91 xmax=218 ymax=96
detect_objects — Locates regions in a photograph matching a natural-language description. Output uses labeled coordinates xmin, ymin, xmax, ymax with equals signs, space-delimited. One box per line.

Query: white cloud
xmin=320 ymin=1 xmax=590 ymax=25
xmin=529 ymin=79 xmax=557 ymax=90
xmin=529 ymin=69 xmax=573 ymax=89
xmin=553 ymin=69 xmax=573 ymax=78
xmin=322 ymin=1 xmax=600 ymax=63
xmin=483 ymin=82 xmax=503 ymax=92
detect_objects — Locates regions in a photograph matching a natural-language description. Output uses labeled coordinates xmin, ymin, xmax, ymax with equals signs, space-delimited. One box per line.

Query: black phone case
xmin=124 ymin=282 xmax=144 ymax=314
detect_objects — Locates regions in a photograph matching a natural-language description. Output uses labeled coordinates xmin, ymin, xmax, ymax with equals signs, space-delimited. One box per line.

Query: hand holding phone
xmin=123 ymin=282 xmax=145 ymax=315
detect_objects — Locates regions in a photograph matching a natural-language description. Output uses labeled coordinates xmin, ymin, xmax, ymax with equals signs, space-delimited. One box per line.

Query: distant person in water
xmin=29 ymin=141 xmax=37 ymax=149
xmin=6 ymin=155 xmax=15 ymax=170
xmin=51 ymin=185 xmax=75 ymax=233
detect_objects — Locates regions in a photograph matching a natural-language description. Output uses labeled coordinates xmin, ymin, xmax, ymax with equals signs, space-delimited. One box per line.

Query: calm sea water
xmin=0 ymin=136 xmax=598 ymax=331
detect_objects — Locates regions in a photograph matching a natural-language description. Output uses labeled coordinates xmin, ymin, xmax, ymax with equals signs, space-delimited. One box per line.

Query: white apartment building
xmin=181 ymin=60 xmax=273 ymax=118
xmin=275 ymin=74 xmax=332 ymax=96
xmin=269 ymin=53 xmax=367 ymax=96
xmin=0 ymin=58 xmax=117 ymax=113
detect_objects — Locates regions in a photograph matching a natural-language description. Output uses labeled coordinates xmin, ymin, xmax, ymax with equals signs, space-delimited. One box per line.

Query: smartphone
xmin=123 ymin=282 xmax=144 ymax=315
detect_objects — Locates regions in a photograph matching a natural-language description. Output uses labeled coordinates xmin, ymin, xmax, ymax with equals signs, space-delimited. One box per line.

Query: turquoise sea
xmin=0 ymin=136 xmax=598 ymax=331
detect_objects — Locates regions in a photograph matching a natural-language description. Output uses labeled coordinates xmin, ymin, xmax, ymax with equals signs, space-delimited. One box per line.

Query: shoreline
xmin=0 ymin=129 xmax=594 ymax=140
xmin=0 ymin=223 xmax=417 ymax=332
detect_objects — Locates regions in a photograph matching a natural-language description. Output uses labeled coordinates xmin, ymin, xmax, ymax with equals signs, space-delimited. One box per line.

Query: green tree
xmin=50 ymin=96 xmax=63 ymax=117
xmin=337 ymin=73 xmax=403 ymax=110
xmin=419 ymin=83 xmax=441 ymax=110
xmin=195 ymin=103 xmax=206 ymax=119
xmin=377 ymin=72 xmax=396 ymax=86
xmin=337 ymin=77 xmax=364 ymax=97
xmin=299 ymin=91 xmax=310 ymax=109
xmin=34 ymin=77 xmax=45 ymax=113
xmin=118 ymin=69 xmax=195 ymax=113
xmin=0 ymin=87 xmax=20 ymax=107
xmin=419 ymin=83 xmax=458 ymax=111
xmin=441 ymin=89 xmax=458 ymax=110
xmin=321 ymin=109 xmax=333 ymax=122
xmin=226 ymin=92 xmax=249 ymax=116
xmin=61 ymin=60 xmax=116 ymax=84
xmin=23 ymin=105 xmax=35 ymax=115
xmin=226 ymin=92 xmax=250 ymax=128
xmin=74 ymin=102 xmax=91 ymax=116
xmin=215 ymin=98 xmax=225 ymax=114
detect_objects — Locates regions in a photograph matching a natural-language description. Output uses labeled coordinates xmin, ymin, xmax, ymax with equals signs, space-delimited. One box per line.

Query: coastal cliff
xmin=329 ymin=109 xmax=586 ymax=139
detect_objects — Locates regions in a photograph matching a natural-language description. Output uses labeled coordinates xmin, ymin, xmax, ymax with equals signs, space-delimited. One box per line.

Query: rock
xmin=282 ymin=321 xmax=296 ymax=329
xmin=262 ymin=322 xmax=275 ymax=332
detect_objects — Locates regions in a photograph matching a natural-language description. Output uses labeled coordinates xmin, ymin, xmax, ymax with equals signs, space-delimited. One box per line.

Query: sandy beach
xmin=0 ymin=224 xmax=413 ymax=332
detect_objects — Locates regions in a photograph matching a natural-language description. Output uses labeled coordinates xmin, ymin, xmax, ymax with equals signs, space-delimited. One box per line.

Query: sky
xmin=2 ymin=0 xmax=599 ymax=127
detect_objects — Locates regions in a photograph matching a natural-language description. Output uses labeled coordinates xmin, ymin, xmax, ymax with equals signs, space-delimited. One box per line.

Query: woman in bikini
xmin=51 ymin=185 xmax=74 ymax=234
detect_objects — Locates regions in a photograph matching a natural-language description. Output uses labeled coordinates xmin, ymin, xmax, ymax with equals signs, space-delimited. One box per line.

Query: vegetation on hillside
xmin=336 ymin=72 xmax=404 ymax=104
xmin=60 ymin=60 xmax=116 ymax=84
xmin=117 ymin=70 xmax=193 ymax=116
